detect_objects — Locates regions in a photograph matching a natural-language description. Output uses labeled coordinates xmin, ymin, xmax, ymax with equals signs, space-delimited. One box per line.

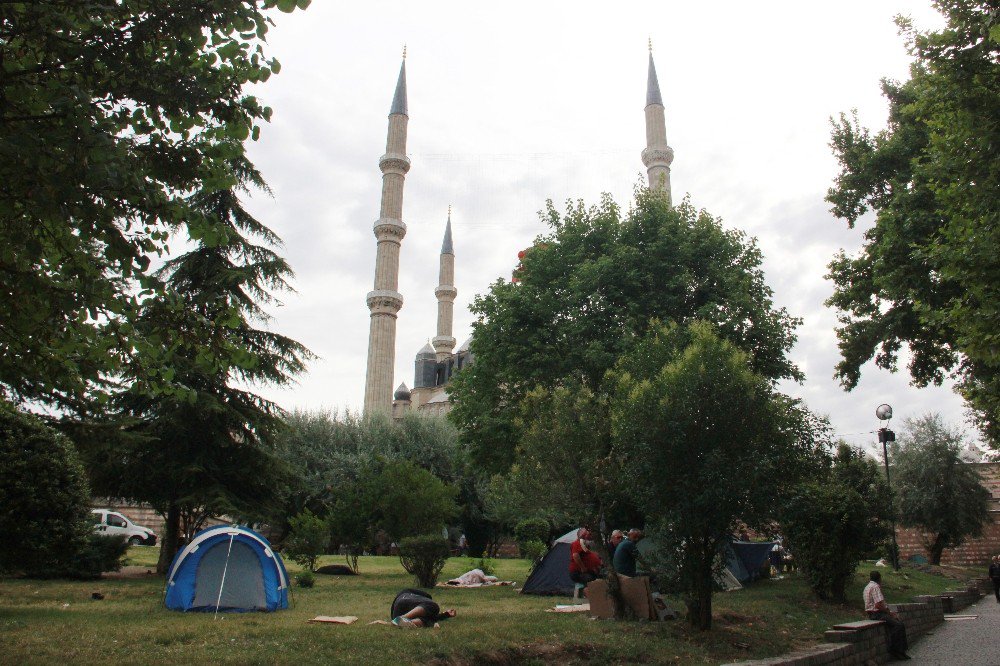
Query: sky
xmin=238 ymin=1 xmax=981 ymax=455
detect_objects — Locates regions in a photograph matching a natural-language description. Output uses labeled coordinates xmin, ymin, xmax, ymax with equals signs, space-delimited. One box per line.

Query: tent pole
xmin=213 ymin=532 xmax=237 ymax=620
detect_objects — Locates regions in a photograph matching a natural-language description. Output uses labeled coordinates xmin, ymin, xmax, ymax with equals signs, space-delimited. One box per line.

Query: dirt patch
xmin=716 ymin=611 xmax=758 ymax=625
xmin=101 ymin=566 xmax=160 ymax=579
xmin=431 ymin=642 xmax=606 ymax=665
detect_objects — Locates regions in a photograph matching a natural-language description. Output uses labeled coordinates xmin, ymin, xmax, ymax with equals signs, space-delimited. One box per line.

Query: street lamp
xmin=876 ymin=404 xmax=899 ymax=571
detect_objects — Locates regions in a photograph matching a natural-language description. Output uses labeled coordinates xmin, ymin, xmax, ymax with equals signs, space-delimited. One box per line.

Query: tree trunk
xmin=929 ymin=533 xmax=947 ymax=565
xmin=697 ymin=555 xmax=713 ymax=630
xmin=156 ymin=501 xmax=181 ymax=574
xmin=686 ymin=548 xmax=714 ymax=630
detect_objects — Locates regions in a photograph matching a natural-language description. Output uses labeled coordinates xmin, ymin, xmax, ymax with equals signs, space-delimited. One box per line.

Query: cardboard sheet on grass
xmin=307 ymin=616 xmax=358 ymax=625
xmin=586 ymin=577 xmax=676 ymax=621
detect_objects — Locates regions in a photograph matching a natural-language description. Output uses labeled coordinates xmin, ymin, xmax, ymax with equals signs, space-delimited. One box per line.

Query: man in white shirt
xmin=864 ymin=570 xmax=910 ymax=660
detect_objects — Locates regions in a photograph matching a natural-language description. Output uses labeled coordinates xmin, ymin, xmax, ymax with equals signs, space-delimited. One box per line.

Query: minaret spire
xmin=364 ymin=54 xmax=411 ymax=415
xmin=433 ymin=207 xmax=457 ymax=362
xmin=641 ymin=41 xmax=674 ymax=201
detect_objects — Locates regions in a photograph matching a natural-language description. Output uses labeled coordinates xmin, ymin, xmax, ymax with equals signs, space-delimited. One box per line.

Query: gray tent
xmin=520 ymin=528 xmax=579 ymax=596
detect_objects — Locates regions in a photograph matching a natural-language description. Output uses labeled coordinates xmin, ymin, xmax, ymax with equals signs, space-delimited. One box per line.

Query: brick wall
xmin=896 ymin=462 xmax=1000 ymax=566
xmin=724 ymin=579 xmax=987 ymax=666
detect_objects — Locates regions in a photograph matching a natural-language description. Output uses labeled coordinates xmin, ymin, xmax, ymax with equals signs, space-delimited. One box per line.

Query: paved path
xmin=908 ymin=592 xmax=1000 ymax=665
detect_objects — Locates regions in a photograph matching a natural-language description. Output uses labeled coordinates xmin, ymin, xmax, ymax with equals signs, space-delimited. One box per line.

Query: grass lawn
xmin=0 ymin=548 xmax=982 ymax=665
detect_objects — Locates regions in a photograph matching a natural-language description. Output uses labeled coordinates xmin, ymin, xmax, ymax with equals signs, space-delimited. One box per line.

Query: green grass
xmin=0 ymin=550 xmax=980 ymax=665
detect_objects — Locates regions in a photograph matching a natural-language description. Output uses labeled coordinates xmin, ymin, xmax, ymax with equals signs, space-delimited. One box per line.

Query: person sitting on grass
xmin=390 ymin=589 xmax=456 ymax=628
xmin=612 ymin=528 xmax=644 ymax=577
xmin=863 ymin=571 xmax=910 ymax=661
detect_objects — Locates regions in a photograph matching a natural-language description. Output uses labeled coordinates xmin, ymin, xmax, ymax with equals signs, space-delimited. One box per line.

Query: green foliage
xmin=76 ymin=153 xmax=313 ymax=574
xmin=294 ymin=570 xmax=316 ymax=588
xmin=362 ymin=460 xmax=460 ymax=542
xmin=514 ymin=518 xmax=550 ymax=555
xmin=398 ymin=535 xmax=451 ymax=587
xmin=826 ymin=1 xmax=1000 ymax=444
xmin=521 ymin=540 xmax=548 ymax=566
xmin=68 ymin=535 xmax=131 ymax=580
xmin=283 ymin=509 xmax=330 ymax=572
xmin=271 ymin=410 xmax=465 ymax=543
xmin=781 ymin=445 xmax=890 ymax=601
xmin=0 ymin=0 xmax=309 ymax=411
xmin=611 ymin=322 xmax=820 ymax=629
xmin=467 ymin=557 xmax=497 ymax=577
xmin=891 ymin=414 xmax=991 ymax=564
xmin=449 ymin=191 xmax=802 ymax=476
xmin=0 ymin=405 xmax=93 ymax=577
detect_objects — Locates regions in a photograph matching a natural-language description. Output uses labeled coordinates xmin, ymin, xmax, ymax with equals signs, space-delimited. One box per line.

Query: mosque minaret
xmin=369 ymin=44 xmax=677 ymax=417
xmin=363 ymin=53 xmax=410 ymax=415
xmin=432 ymin=208 xmax=457 ymax=363
xmin=641 ymin=42 xmax=674 ymax=202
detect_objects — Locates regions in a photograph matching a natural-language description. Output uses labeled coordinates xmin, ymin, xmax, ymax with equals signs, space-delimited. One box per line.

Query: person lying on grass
xmin=390 ymin=589 xmax=456 ymax=628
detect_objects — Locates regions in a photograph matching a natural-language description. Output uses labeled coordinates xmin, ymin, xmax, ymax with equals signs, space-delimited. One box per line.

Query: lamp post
xmin=876 ymin=404 xmax=900 ymax=571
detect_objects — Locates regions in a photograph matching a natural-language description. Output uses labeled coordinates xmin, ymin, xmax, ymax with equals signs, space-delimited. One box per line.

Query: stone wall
xmin=896 ymin=462 xmax=1000 ymax=566
xmin=724 ymin=579 xmax=987 ymax=666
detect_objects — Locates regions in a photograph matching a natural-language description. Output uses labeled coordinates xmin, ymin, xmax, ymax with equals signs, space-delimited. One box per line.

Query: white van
xmin=91 ymin=509 xmax=157 ymax=546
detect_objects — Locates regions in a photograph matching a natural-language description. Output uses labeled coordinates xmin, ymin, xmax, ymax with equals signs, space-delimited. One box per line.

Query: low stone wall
xmin=724 ymin=578 xmax=987 ymax=666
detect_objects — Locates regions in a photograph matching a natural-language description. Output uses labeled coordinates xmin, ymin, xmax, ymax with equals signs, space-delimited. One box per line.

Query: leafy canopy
xmin=891 ymin=413 xmax=990 ymax=564
xmin=826 ymin=1 xmax=1000 ymax=443
xmin=0 ymin=0 xmax=309 ymax=410
xmin=611 ymin=322 xmax=820 ymax=629
xmin=449 ymin=190 xmax=801 ymax=475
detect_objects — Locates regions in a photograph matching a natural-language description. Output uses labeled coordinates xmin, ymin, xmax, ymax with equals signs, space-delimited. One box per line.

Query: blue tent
xmin=165 ymin=525 xmax=289 ymax=613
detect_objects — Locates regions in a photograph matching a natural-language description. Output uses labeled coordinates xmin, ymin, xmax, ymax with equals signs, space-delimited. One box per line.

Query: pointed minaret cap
xmin=441 ymin=206 xmax=454 ymax=254
xmin=646 ymin=47 xmax=663 ymax=108
xmin=390 ymin=51 xmax=408 ymax=116
xmin=394 ymin=382 xmax=411 ymax=401
xmin=417 ymin=340 xmax=436 ymax=357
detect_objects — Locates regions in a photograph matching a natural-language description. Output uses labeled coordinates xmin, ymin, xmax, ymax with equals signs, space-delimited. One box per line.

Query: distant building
xmin=365 ymin=45 xmax=675 ymax=418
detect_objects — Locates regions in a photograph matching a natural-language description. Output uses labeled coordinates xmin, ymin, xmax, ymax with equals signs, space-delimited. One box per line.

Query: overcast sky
xmin=238 ymin=1 xmax=980 ymax=455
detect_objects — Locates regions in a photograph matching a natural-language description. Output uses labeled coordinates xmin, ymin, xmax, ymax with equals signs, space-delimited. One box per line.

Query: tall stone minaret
xmin=641 ymin=41 xmax=674 ymax=202
xmin=363 ymin=54 xmax=410 ymax=415
xmin=433 ymin=207 xmax=457 ymax=362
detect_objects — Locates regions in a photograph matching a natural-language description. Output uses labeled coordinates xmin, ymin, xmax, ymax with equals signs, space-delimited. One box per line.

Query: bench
xmin=831 ymin=620 xmax=885 ymax=631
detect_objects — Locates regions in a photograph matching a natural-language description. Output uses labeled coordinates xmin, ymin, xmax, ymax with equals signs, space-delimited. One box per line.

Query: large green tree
xmin=612 ymin=322 xmax=820 ymax=630
xmin=0 ymin=0 xmax=308 ymax=411
xmin=826 ymin=1 xmax=1000 ymax=443
xmin=80 ymin=155 xmax=312 ymax=572
xmin=782 ymin=443 xmax=892 ymax=602
xmin=891 ymin=413 xmax=990 ymax=565
xmin=449 ymin=191 xmax=801 ymax=476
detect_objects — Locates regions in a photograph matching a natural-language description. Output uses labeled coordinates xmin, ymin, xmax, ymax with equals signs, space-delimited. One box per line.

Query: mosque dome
xmin=394 ymin=383 xmax=411 ymax=401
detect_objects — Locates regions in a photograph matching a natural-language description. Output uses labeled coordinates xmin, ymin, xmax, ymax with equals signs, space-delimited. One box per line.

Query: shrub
xmin=782 ymin=480 xmax=870 ymax=602
xmin=295 ymin=570 xmax=316 ymax=588
xmin=0 ymin=405 xmax=92 ymax=577
xmin=283 ymin=509 xmax=330 ymax=572
xmin=399 ymin=534 xmax=451 ymax=587
xmin=72 ymin=534 xmax=130 ymax=579
xmin=521 ymin=540 xmax=548 ymax=568
xmin=514 ymin=518 xmax=549 ymax=556
xmin=467 ymin=556 xmax=497 ymax=576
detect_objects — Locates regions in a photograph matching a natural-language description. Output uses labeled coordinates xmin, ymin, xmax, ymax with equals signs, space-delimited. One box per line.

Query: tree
xmin=782 ymin=444 xmax=891 ymax=602
xmin=0 ymin=0 xmax=309 ymax=411
xmin=611 ymin=322 xmax=816 ymax=629
xmin=495 ymin=381 xmax=639 ymax=617
xmin=362 ymin=460 xmax=460 ymax=543
xmin=0 ymin=404 xmax=92 ymax=577
xmin=78 ymin=154 xmax=312 ymax=573
xmin=826 ymin=1 xmax=1000 ymax=444
xmin=283 ymin=509 xmax=330 ymax=572
xmin=891 ymin=414 xmax=990 ymax=565
xmin=449 ymin=190 xmax=801 ymax=476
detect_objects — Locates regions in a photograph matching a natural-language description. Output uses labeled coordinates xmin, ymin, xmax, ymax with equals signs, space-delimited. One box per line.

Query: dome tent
xmin=165 ymin=525 xmax=289 ymax=613
xmin=520 ymin=528 xmax=580 ymax=596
